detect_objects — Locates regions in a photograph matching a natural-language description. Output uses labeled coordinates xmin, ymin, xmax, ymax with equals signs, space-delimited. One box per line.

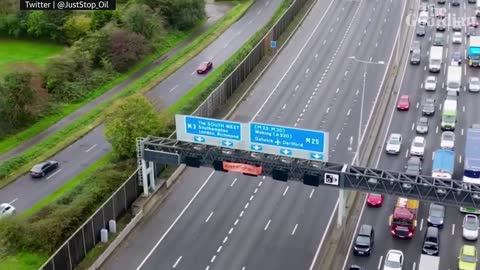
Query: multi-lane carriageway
xmin=102 ymin=0 xmax=404 ymax=269
xmin=345 ymin=0 xmax=480 ymax=270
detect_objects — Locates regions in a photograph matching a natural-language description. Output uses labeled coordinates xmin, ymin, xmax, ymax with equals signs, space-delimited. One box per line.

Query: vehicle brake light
xmin=408 ymin=232 xmax=413 ymax=237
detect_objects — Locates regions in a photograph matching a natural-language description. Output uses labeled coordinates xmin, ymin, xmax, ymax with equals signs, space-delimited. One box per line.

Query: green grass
xmin=0 ymin=0 xmax=255 ymax=189
xmin=0 ymin=38 xmax=63 ymax=76
xmin=21 ymin=153 xmax=112 ymax=217
xmin=0 ymin=252 xmax=48 ymax=270
xmin=0 ymin=30 xmax=191 ymax=155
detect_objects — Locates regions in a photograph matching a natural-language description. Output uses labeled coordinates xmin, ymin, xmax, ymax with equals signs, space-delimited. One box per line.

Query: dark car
xmin=422 ymin=98 xmax=435 ymax=116
xmin=467 ymin=26 xmax=477 ymax=37
xmin=452 ymin=0 xmax=460 ymax=6
xmin=196 ymin=61 xmax=213 ymax=74
xmin=416 ymin=117 xmax=429 ymax=134
xmin=353 ymin=224 xmax=374 ymax=256
xmin=422 ymin=227 xmax=440 ymax=255
xmin=30 ymin=160 xmax=59 ymax=178
xmin=428 ymin=203 xmax=445 ymax=227
xmin=410 ymin=49 xmax=421 ymax=64
xmin=452 ymin=22 xmax=462 ymax=31
xmin=469 ymin=0 xmax=476 ymax=3
xmin=348 ymin=266 xmax=362 ymax=270
xmin=410 ymin=40 xmax=421 ymax=52
xmin=452 ymin=51 xmax=462 ymax=65
xmin=436 ymin=18 xmax=447 ymax=31
xmin=405 ymin=156 xmax=422 ymax=175
xmin=438 ymin=0 xmax=446 ymax=3
xmin=416 ymin=25 xmax=426 ymax=36
xmin=433 ymin=33 xmax=445 ymax=46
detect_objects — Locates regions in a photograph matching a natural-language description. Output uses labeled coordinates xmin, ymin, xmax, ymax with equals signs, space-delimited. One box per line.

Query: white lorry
xmin=476 ymin=1 xmax=480 ymax=16
xmin=418 ymin=254 xmax=440 ymax=270
xmin=446 ymin=65 xmax=462 ymax=92
xmin=429 ymin=46 xmax=443 ymax=72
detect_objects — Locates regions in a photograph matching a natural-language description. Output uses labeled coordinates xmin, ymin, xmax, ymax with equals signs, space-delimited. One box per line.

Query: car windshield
xmin=356 ymin=236 xmax=370 ymax=245
xmin=471 ymin=79 xmax=480 ymax=85
xmin=427 ymin=78 xmax=435 ymax=83
xmin=418 ymin=118 xmax=427 ymax=125
xmin=430 ymin=206 xmax=444 ymax=217
xmin=443 ymin=133 xmax=453 ymax=141
xmin=370 ymin=193 xmax=381 ymax=198
xmin=413 ymin=141 xmax=423 ymax=147
xmin=31 ymin=164 xmax=43 ymax=172
xmin=0 ymin=205 xmax=6 ymax=212
xmin=461 ymin=254 xmax=476 ymax=263
xmin=385 ymin=256 xmax=401 ymax=268
xmin=407 ymin=163 xmax=420 ymax=171
xmin=465 ymin=218 xmax=478 ymax=230
xmin=424 ymin=242 xmax=438 ymax=250
xmin=389 ymin=137 xmax=400 ymax=144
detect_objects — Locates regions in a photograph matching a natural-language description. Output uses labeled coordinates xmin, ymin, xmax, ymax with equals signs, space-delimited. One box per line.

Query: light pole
xmin=335 ymin=57 xmax=385 ymax=227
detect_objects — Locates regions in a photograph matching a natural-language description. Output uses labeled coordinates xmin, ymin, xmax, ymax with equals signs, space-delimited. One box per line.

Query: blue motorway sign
xmin=185 ymin=116 xmax=241 ymax=141
xmin=249 ymin=122 xmax=328 ymax=161
xmin=175 ymin=115 xmax=246 ymax=148
xmin=271 ymin=40 xmax=277 ymax=48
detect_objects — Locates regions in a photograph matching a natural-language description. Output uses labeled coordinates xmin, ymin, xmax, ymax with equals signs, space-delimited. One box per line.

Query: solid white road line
xmin=47 ymin=169 xmax=62 ymax=180
xmin=412 ymin=262 xmax=416 ymax=270
xmin=135 ymin=171 xmax=215 ymax=270
xmin=205 ymin=212 xmax=214 ymax=223
xmin=452 ymin=224 xmax=455 ymax=235
xmin=264 ymin=219 xmax=271 ymax=231
xmin=172 ymin=256 xmax=182 ymax=268
xmin=291 ymin=224 xmax=298 ymax=235
xmin=420 ymin=218 xmax=424 ymax=231
xmin=85 ymin=144 xmax=98 ymax=153
xmin=251 ymin=0 xmax=336 ymax=121
xmin=230 ymin=178 xmax=238 ymax=187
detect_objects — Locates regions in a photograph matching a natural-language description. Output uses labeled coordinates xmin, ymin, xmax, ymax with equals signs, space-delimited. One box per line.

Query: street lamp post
xmin=336 ymin=56 xmax=385 ymax=227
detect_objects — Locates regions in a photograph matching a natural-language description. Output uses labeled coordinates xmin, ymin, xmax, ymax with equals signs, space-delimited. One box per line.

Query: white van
xmin=419 ymin=11 xmax=429 ymax=25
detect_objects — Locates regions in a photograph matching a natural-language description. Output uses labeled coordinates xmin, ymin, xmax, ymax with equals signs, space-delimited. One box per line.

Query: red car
xmin=196 ymin=61 xmax=213 ymax=74
xmin=397 ymin=95 xmax=410 ymax=110
xmin=366 ymin=193 xmax=384 ymax=207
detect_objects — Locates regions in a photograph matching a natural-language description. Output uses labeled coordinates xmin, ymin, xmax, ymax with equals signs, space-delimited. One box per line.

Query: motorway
xmin=344 ymin=1 xmax=480 ymax=270
xmin=0 ymin=0 xmax=281 ymax=212
xmin=102 ymin=0 xmax=404 ymax=269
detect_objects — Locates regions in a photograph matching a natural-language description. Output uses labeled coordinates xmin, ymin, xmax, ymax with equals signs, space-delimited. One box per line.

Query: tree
xmin=0 ymin=72 xmax=37 ymax=128
xmin=105 ymin=94 xmax=161 ymax=160
xmin=121 ymin=4 xmax=164 ymax=40
xmin=23 ymin=11 xmax=47 ymax=38
xmin=63 ymin=15 xmax=92 ymax=44
xmin=91 ymin=10 xmax=118 ymax=30
xmin=108 ymin=28 xmax=151 ymax=72
xmin=159 ymin=0 xmax=205 ymax=30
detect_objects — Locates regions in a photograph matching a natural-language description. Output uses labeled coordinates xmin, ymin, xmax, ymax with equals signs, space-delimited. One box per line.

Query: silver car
xmin=416 ymin=117 xmax=429 ymax=134
xmin=424 ymin=76 xmax=437 ymax=91
xmin=0 ymin=203 xmax=15 ymax=219
xmin=463 ymin=214 xmax=479 ymax=241
xmin=469 ymin=77 xmax=480 ymax=92
xmin=386 ymin=133 xmax=402 ymax=154
xmin=440 ymin=131 xmax=455 ymax=149
xmin=383 ymin=249 xmax=404 ymax=270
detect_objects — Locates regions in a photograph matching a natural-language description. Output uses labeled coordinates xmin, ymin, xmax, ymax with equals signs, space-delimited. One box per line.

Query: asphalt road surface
xmin=0 ymin=0 xmax=281 ymax=212
xmin=344 ymin=1 xmax=480 ymax=270
xmin=102 ymin=0 xmax=404 ymax=269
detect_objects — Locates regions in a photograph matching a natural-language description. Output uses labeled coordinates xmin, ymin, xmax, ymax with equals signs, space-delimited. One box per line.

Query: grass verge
xmin=0 ymin=38 xmax=64 ymax=76
xmin=0 ymin=30 xmax=191 ymax=155
xmin=0 ymin=252 xmax=48 ymax=270
xmin=0 ymin=0 xmax=254 ymax=189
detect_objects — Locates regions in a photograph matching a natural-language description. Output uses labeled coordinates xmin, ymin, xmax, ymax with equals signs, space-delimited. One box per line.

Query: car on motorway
xmin=0 ymin=203 xmax=15 ymax=219
xmin=453 ymin=22 xmax=462 ymax=31
xmin=383 ymin=249 xmax=404 ymax=270
xmin=436 ymin=7 xmax=446 ymax=18
xmin=438 ymin=0 xmax=445 ymax=4
xmin=30 ymin=160 xmax=59 ymax=178
xmin=469 ymin=20 xmax=479 ymax=28
xmin=424 ymin=76 xmax=437 ymax=91
xmin=458 ymin=245 xmax=477 ymax=270
xmin=410 ymin=40 xmax=421 ymax=52
xmin=410 ymin=48 xmax=421 ymax=64
xmin=422 ymin=226 xmax=440 ymax=255
xmin=433 ymin=33 xmax=444 ymax=46
xmin=397 ymin=95 xmax=410 ymax=110
xmin=419 ymin=3 xmax=428 ymax=12
xmin=468 ymin=77 xmax=480 ymax=92
xmin=416 ymin=25 xmax=426 ymax=36
xmin=348 ymin=266 xmax=362 ymax=270
xmin=405 ymin=156 xmax=422 ymax=175
xmin=416 ymin=117 xmax=429 ymax=134
xmin=367 ymin=193 xmax=384 ymax=207
xmin=196 ymin=61 xmax=213 ymax=74
xmin=451 ymin=51 xmax=462 ymax=65
xmin=353 ymin=224 xmax=374 ymax=256
xmin=437 ymin=18 xmax=447 ymax=31
xmin=469 ymin=0 xmax=477 ymax=3
xmin=452 ymin=0 xmax=460 ymax=6
xmin=386 ymin=133 xmax=402 ymax=154
xmin=453 ymin=32 xmax=463 ymax=44
xmin=428 ymin=203 xmax=445 ymax=227
xmin=422 ymin=98 xmax=435 ymax=116
xmin=463 ymin=214 xmax=479 ymax=240
xmin=467 ymin=26 xmax=477 ymax=37
xmin=440 ymin=131 xmax=455 ymax=149
xmin=410 ymin=136 xmax=426 ymax=157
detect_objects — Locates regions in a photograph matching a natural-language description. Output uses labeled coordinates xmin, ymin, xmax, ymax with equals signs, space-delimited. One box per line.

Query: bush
xmin=105 ymin=94 xmax=161 ymax=160
xmin=108 ymin=29 xmax=151 ymax=72
xmin=160 ymin=0 xmax=206 ymax=30
xmin=121 ymin=4 xmax=165 ymax=40
xmin=63 ymin=15 xmax=92 ymax=44
xmin=0 ymin=160 xmax=135 ymax=254
xmin=90 ymin=10 xmax=119 ymax=30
